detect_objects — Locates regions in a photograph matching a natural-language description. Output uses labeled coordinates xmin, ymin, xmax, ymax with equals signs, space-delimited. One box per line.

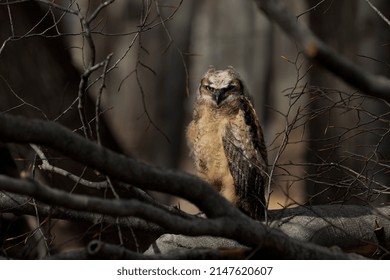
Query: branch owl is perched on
xmin=186 ymin=66 xmax=268 ymax=220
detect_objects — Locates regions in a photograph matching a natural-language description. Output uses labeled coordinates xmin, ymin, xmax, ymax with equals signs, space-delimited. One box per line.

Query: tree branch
xmin=0 ymin=175 xmax=217 ymax=236
xmin=0 ymin=113 xmax=232 ymax=218
xmin=0 ymin=113 xmax=369 ymax=259
xmin=2 ymin=183 xmax=387 ymax=258
xmin=0 ymin=191 xmax=164 ymax=234
xmin=254 ymin=0 xmax=390 ymax=101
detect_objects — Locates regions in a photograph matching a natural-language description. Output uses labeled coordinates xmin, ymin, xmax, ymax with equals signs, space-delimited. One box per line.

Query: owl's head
xmin=199 ymin=66 xmax=246 ymax=107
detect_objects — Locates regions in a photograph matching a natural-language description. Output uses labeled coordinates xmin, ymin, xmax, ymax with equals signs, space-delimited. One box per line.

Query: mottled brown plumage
xmin=186 ymin=67 xmax=268 ymax=220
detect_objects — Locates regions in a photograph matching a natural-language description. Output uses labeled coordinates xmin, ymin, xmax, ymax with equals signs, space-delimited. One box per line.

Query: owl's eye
xmin=226 ymin=84 xmax=236 ymax=91
xmin=205 ymin=85 xmax=213 ymax=91
xmin=228 ymin=79 xmax=242 ymax=91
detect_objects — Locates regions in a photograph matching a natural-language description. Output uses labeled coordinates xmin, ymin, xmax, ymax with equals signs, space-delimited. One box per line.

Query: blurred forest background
xmin=1 ymin=0 xmax=390 ymax=258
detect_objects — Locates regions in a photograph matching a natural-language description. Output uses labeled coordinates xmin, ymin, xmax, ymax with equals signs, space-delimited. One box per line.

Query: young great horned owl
xmin=186 ymin=66 xmax=268 ymax=220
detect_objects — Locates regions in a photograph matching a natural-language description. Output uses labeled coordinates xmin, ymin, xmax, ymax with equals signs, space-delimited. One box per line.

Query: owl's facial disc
xmin=207 ymin=81 xmax=241 ymax=106
xmin=200 ymin=69 xmax=244 ymax=106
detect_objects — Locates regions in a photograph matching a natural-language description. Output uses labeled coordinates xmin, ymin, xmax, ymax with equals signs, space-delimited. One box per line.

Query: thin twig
xmin=365 ymin=0 xmax=390 ymax=27
xmin=30 ymin=144 xmax=108 ymax=189
xmin=95 ymin=53 xmax=113 ymax=145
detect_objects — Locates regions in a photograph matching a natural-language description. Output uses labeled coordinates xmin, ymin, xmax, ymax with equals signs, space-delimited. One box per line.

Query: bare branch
xmin=365 ymin=0 xmax=390 ymax=27
xmin=0 ymin=113 xmax=371 ymax=259
xmin=0 ymin=114 xmax=228 ymax=216
xmin=86 ymin=0 xmax=115 ymax=25
xmin=30 ymin=143 xmax=188 ymax=220
xmin=0 ymin=74 xmax=49 ymax=119
xmin=0 ymin=173 xmax=370 ymax=259
xmin=0 ymin=191 xmax=163 ymax=233
xmin=254 ymin=0 xmax=390 ymax=101
xmin=30 ymin=144 xmax=107 ymax=189
xmin=0 ymin=175 xmax=213 ymax=236
xmin=95 ymin=53 xmax=113 ymax=145
xmin=77 ymin=58 xmax=112 ymax=139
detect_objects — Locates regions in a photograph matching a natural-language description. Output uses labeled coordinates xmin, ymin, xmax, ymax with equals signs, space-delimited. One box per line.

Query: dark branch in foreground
xmin=0 ymin=114 xmax=231 ymax=219
xmin=254 ymin=0 xmax=390 ymax=102
xmin=2 ymin=185 xmax=389 ymax=258
xmin=0 ymin=191 xmax=164 ymax=234
xmin=0 ymin=175 xmax=220 ymax=236
xmin=0 ymin=113 xmax=368 ymax=259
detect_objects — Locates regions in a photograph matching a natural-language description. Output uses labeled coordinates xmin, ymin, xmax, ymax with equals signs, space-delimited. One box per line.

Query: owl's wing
xmin=222 ymin=122 xmax=267 ymax=221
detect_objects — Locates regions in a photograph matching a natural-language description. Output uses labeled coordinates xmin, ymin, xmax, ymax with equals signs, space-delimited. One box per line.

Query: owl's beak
xmin=212 ymin=90 xmax=224 ymax=105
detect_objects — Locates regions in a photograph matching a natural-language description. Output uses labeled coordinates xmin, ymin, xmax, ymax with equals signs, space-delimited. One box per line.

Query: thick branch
xmin=0 ymin=174 xmax=365 ymax=259
xmin=0 ymin=191 xmax=164 ymax=233
xmin=0 ymin=175 xmax=222 ymax=237
xmin=270 ymin=205 xmax=390 ymax=258
xmin=254 ymin=0 xmax=390 ymax=101
xmin=0 ymin=113 xmax=234 ymax=218
xmin=0 ymin=114 xmax=368 ymax=259
xmin=3 ymin=183 xmax=387 ymax=258
xmin=30 ymin=143 xmax=183 ymax=217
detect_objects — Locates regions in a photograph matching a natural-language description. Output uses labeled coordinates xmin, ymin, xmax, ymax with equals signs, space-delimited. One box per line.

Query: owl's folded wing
xmin=222 ymin=126 xmax=267 ymax=220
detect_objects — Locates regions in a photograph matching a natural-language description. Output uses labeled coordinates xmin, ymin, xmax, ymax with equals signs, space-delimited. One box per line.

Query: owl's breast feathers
xmin=187 ymin=96 xmax=268 ymax=220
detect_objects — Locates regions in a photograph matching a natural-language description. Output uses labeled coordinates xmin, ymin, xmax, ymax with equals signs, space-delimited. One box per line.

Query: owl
xmin=186 ymin=66 xmax=268 ymax=220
